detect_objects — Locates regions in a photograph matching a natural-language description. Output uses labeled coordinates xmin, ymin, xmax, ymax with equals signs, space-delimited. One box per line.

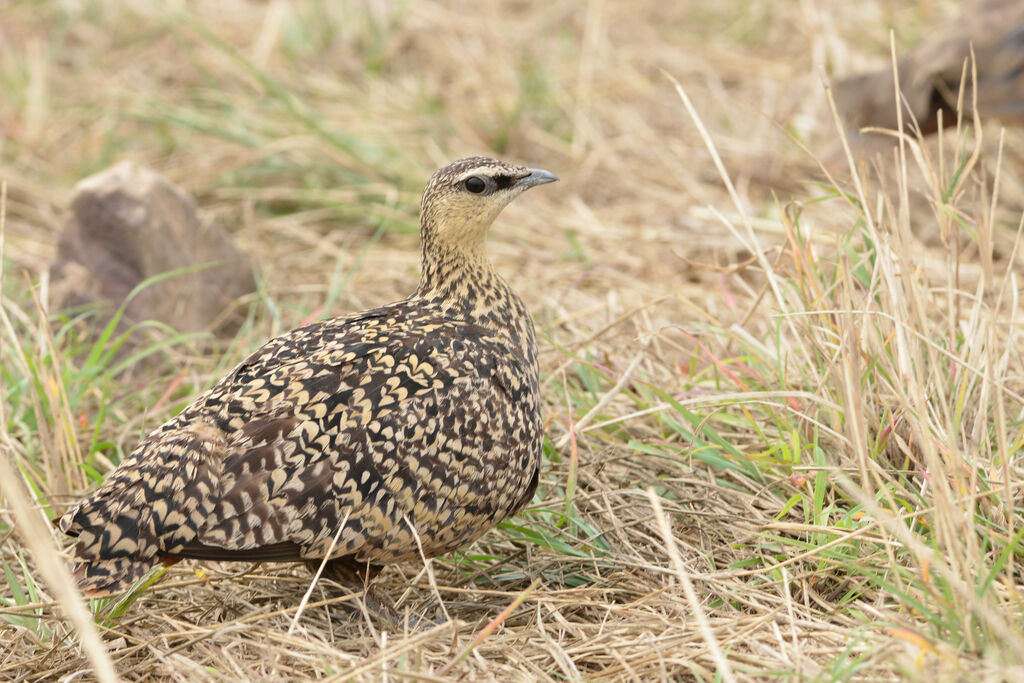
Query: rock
xmin=829 ymin=0 xmax=1024 ymax=167
xmin=49 ymin=162 xmax=255 ymax=337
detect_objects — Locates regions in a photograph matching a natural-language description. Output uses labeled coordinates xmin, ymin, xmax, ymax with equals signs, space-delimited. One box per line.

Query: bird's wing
xmin=60 ymin=314 xmax=537 ymax=594
xmin=182 ymin=321 xmax=539 ymax=563
xmin=58 ymin=313 xmax=394 ymax=589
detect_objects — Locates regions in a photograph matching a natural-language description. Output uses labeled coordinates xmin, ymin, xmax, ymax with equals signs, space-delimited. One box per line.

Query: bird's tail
xmin=69 ymin=557 xmax=157 ymax=597
xmin=57 ymin=419 xmax=228 ymax=596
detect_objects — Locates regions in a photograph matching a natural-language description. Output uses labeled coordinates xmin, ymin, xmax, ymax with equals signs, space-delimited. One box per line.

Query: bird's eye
xmin=464 ymin=176 xmax=487 ymax=194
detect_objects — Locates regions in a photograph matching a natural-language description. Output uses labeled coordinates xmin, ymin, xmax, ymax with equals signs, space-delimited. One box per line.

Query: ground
xmin=1 ymin=1 xmax=1023 ymax=681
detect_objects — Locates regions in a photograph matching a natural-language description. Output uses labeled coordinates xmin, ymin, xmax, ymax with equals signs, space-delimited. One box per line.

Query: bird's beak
xmin=518 ymin=168 xmax=559 ymax=189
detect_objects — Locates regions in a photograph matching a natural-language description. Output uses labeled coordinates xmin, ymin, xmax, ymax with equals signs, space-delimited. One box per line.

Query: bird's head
xmin=419 ymin=157 xmax=558 ymax=258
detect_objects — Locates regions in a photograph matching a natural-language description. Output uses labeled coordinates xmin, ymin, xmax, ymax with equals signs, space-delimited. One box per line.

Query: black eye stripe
xmin=461 ymin=174 xmax=521 ymax=194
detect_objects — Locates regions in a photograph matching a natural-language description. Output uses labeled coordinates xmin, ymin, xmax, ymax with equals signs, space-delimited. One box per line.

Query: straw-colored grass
xmin=2 ymin=1 xmax=1023 ymax=680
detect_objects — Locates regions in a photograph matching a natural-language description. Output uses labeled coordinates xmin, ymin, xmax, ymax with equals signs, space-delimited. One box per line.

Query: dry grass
xmin=2 ymin=0 xmax=1024 ymax=680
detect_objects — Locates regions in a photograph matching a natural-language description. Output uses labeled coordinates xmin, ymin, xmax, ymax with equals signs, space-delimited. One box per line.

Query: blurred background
xmin=3 ymin=0 xmax=1021 ymax=328
xmin=3 ymin=1 xmax=1024 ymax=679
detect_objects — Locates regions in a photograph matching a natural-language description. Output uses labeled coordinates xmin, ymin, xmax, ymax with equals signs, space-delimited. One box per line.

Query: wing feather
xmin=59 ymin=311 xmax=539 ymax=593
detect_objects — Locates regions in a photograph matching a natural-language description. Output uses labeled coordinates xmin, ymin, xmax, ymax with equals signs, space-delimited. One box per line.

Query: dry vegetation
xmin=2 ymin=0 xmax=1024 ymax=680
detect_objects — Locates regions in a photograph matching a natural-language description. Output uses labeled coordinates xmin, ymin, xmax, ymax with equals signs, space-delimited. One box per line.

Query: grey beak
xmin=518 ymin=168 xmax=559 ymax=189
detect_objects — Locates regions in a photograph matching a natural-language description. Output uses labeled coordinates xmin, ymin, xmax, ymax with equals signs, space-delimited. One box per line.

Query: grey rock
xmin=49 ymin=161 xmax=255 ymax=337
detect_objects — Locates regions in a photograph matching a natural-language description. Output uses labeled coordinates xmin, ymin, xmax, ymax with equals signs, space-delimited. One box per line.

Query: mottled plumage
xmin=59 ymin=157 xmax=558 ymax=596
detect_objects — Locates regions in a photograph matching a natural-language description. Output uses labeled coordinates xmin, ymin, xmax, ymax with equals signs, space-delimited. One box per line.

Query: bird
xmin=58 ymin=156 xmax=558 ymax=598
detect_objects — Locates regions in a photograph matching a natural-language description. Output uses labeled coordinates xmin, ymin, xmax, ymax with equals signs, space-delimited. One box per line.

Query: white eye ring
xmin=464 ymin=176 xmax=487 ymax=194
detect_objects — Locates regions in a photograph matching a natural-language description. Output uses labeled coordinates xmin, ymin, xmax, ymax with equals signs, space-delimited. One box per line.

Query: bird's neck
xmin=413 ymin=238 xmax=537 ymax=373
xmin=414 ymin=239 xmax=503 ymax=310
xmin=414 ymin=212 xmax=492 ymax=301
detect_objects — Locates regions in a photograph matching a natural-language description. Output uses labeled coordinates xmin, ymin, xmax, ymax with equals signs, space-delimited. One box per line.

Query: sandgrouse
xmin=59 ymin=157 xmax=557 ymax=596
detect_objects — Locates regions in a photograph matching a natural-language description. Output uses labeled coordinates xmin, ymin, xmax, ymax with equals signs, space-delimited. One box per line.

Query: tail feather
xmin=58 ymin=419 xmax=229 ymax=596
xmin=70 ymin=557 xmax=155 ymax=597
